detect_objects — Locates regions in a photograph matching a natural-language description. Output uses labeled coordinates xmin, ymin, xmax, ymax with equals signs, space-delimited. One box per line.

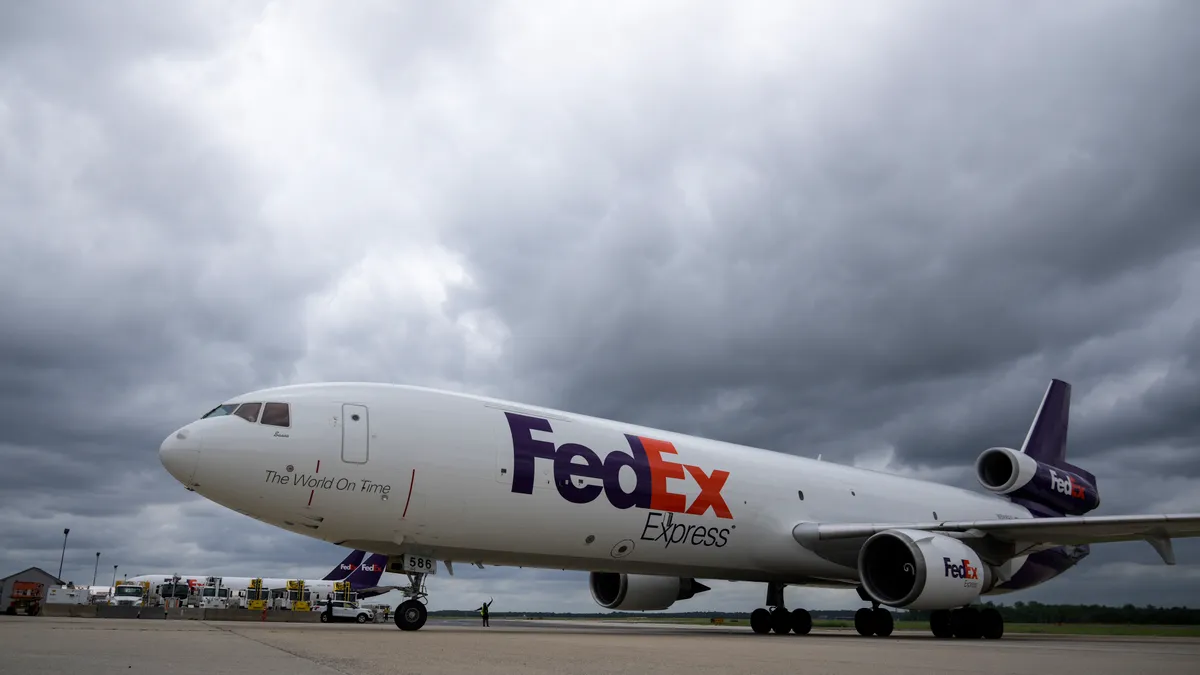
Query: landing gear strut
xmin=853 ymin=598 xmax=894 ymax=637
xmin=929 ymin=607 xmax=1004 ymax=639
xmin=749 ymin=582 xmax=812 ymax=636
xmin=393 ymin=572 xmax=429 ymax=632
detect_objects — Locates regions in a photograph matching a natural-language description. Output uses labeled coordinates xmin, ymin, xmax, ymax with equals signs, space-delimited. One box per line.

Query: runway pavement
xmin=3 ymin=615 xmax=1198 ymax=675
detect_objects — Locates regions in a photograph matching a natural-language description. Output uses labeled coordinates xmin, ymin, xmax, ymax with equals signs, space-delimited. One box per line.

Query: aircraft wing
xmin=792 ymin=513 xmax=1200 ymax=565
xmin=354 ymin=586 xmax=404 ymax=598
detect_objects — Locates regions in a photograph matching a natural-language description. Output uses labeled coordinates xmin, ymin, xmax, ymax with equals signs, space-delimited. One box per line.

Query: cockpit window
xmin=261 ymin=402 xmax=290 ymax=427
xmin=202 ymin=404 xmax=237 ymax=419
xmin=234 ymin=402 xmax=262 ymax=422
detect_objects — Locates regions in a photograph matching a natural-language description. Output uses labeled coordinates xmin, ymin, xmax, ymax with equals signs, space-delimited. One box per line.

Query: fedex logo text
xmin=1048 ymin=469 xmax=1086 ymax=500
xmin=943 ymin=557 xmax=979 ymax=580
xmin=506 ymin=412 xmax=733 ymax=519
xmin=338 ymin=563 xmax=355 ymax=572
xmin=357 ymin=563 xmax=381 ymax=573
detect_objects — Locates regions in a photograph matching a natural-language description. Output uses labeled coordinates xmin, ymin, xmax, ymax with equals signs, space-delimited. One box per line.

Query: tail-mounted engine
xmin=858 ymin=529 xmax=996 ymax=610
xmin=974 ymin=446 xmax=1100 ymax=516
xmin=589 ymin=573 xmax=710 ymax=611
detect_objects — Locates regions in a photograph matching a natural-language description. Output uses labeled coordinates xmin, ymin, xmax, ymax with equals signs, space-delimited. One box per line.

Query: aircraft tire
xmin=950 ymin=607 xmax=981 ymax=639
xmin=929 ymin=610 xmax=953 ymax=638
xmin=395 ymin=600 xmax=427 ymax=631
xmin=770 ymin=608 xmax=791 ymax=634
xmin=854 ymin=608 xmax=874 ymax=636
xmin=872 ymin=608 xmax=893 ymax=637
xmin=750 ymin=607 xmax=772 ymax=634
xmin=790 ymin=608 xmax=812 ymax=635
xmin=979 ymin=608 xmax=1004 ymax=640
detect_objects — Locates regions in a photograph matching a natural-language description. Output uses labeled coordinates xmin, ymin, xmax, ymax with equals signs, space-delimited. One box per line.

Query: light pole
xmin=111 ymin=565 xmax=118 ymax=588
xmin=57 ymin=528 xmax=70 ymax=580
xmin=93 ymin=552 xmax=101 ymax=586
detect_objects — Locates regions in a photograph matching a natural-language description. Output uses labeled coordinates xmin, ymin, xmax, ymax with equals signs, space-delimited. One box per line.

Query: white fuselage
xmin=160 ymin=383 xmax=1032 ymax=587
xmin=122 ymin=574 xmax=347 ymax=597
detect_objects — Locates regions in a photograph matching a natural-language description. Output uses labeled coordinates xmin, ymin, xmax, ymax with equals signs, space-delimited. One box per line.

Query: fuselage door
xmin=341 ymin=404 xmax=369 ymax=464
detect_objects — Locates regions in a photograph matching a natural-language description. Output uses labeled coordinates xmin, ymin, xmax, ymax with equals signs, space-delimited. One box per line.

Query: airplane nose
xmin=159 ymin=427 xmax=200 ymax=487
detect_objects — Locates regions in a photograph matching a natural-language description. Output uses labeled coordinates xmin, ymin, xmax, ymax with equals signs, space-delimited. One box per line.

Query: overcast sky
xmin=3 ymin=0 xmax=1199 ymax=613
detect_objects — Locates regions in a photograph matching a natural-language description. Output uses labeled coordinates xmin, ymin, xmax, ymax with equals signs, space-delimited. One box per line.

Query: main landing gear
xmin=749 ymin=582 xmax=813 ymax=636
xmin=854 ymin=603 xmax=894 ymax=637
xmin=929 ymin=607 xmax=1004 ymax=640
xmin=847 ymin=586 xmax=893 ymax=637
xmin=393 ymin=571 xmax=429 ymax=632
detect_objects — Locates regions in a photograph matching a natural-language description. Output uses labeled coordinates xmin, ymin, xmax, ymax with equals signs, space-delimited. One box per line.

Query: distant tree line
xmin=428 ymin=602 xmax=1200 ymax=625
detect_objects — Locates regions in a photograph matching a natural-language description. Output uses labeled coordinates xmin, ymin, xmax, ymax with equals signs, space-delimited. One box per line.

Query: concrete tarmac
xmin=3 ymin=615 xmax=1199 ymax=675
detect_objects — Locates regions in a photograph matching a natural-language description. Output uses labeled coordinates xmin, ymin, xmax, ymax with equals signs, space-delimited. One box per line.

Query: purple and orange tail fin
xmin=346 ymin=553 xmax=389 ymax=588
xmin=1019 ymin=379 xmax=1096 ymax=486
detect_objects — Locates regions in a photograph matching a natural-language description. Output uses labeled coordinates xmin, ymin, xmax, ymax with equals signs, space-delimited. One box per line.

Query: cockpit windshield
xmin=200 ymin=401 xmax=291 ymax=427
xmin=233 ymin=402 xmax=261 ymax=422
xmin=202 ymin=404 xmax=237 ymax=419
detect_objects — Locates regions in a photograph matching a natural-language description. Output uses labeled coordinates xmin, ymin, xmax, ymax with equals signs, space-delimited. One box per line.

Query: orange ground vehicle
xmin=5 ymin=581 xmax=44 ymax=616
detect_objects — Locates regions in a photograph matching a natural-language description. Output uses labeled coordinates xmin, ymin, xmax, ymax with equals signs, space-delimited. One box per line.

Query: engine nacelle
xmin=858 ymin=529 xmax=996 ymax=610
xmin=974 ymin=447 xmax=1100 ymax=516
xmin=589 ymin=573 xmax=710 ymax=611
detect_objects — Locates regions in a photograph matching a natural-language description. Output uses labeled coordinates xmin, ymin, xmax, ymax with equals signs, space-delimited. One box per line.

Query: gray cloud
xmin=3 ymin=0 xmax=1199 ymax=612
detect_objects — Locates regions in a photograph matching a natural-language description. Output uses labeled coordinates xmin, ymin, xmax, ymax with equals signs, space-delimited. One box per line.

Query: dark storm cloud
xmin=0 ymin=0 xmax=501 ymax=590
xmin=0 ymin=0 xmax=325 ymax=509
xmin=440 ymin=2 xmax=1200 ymax=483
xmin=0 ymin=0 xmax=337 ymax=593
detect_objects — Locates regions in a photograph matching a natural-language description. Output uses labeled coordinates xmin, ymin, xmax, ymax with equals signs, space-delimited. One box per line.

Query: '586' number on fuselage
xmin=398 ymin=554 xmax=438 ymax=575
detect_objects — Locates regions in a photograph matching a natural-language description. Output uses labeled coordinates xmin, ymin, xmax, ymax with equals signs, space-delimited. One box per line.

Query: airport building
xmin=2 ymin=567 xmax=64 ymax=615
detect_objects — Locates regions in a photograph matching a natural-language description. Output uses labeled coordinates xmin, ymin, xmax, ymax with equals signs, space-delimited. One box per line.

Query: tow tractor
xmin=332 ymin=580 xmax=357 ymax=604
xmin=198 ymin=577 xmax=231 ymax=609
xmin=286 ymin=580 xmax=310 ymax=612
xmin=5 ymin=581 xmax=44 ymax=615
xmin=245 ymin=578 xmax=267 ymax=611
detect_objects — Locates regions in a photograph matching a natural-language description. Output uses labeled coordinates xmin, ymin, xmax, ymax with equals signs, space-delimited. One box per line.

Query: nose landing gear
xmin=392 ymin=572 xmax=428 ymax=632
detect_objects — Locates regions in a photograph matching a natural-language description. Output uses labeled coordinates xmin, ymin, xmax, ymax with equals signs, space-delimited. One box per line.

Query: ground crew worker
xmin=476 ymin=597 xmax=493 ymax=627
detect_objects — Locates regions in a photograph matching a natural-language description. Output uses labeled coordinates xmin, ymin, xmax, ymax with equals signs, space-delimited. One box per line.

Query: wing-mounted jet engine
xmin=589 ymin=572 xmax=710 ymax=611
xmin=857 ymin=528 xmax=997 ymax=611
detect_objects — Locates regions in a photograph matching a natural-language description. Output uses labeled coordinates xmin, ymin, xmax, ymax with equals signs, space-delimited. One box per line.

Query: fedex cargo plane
xmin=158 ymin=379 xmax=1200 ymax=638
xmin=123 ymin=550 xmax=394 ymax=599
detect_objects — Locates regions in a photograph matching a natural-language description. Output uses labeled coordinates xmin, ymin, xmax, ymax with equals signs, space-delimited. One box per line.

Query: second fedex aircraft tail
xmin=322 ymin=549 xmax=367 ymax=580
xmin=344 ymin=553 xmax=389 ymax=590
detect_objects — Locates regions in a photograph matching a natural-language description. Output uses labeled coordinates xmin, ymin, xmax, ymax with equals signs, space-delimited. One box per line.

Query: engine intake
xmin=858 ymin=529 xmax=995 ymax=610
xmin=974 ymin=447 xmax=1100 ymax=516
xmin=589 ymin=573 xmax=710 ymax=611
